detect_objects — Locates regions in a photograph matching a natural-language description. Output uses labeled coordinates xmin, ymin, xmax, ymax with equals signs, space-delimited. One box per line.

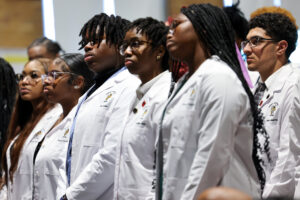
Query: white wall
xmin=52 ymin=0 xmax=102 ymax=54
xmin=52 ymin=0 xmax=166 ymax=54
xmin=115 ymin=0 xmax=166 ymax=21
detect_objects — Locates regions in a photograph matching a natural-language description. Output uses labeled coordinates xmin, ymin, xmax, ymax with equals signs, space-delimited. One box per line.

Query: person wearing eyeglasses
xmin=25 ymin=53 xmax=93 ymax=200
xmin=113 ymin=17 xmax=171 ymax=200
xmin=59 ymin=14 xmax=140 ymax=200
xmin=242 ymin=13 xmax=299 ymax=199
xmin=1 ymin=58 xmax=62 ymax=200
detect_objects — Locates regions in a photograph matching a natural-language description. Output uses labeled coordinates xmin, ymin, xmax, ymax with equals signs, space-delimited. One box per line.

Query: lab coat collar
xmin=85 ymin=67 xmax=129 ymax=101
xmin=258 ymin=63 xmax=293 ymax=108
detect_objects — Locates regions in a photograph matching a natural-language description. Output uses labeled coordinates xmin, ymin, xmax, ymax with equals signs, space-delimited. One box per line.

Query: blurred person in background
xmin=27 ymin=37 xmax=64 ymax=61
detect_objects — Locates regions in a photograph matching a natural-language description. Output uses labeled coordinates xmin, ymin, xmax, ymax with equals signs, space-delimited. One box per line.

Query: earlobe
xmin=156 ymin=45 xmax=166 ymax=61
xmin=72 ymin=76 xmax=84 ymax=90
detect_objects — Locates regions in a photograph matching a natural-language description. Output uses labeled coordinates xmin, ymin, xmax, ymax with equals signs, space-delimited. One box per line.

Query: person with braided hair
xmin=113 ymin=17 xmax=171 ymax=200
xmin=243 ymin=13 xmax=299 ymax=199
xmin=60 ymin=13 xmax=140 ymax=200
xmin=156 ymin=3 xmax=270 ymax=200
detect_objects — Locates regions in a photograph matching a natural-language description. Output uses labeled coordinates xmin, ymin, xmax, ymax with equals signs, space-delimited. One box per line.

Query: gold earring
xmin=156 ymin=55 xmax=161 ymax=61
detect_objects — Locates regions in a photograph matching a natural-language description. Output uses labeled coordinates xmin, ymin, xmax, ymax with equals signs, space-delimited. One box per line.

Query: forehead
xmin=23 ymin=60 xmax=45 ymax=73
xmin=247 ymin=27 xmax=268 ymax=39
xmin=125 ymin=28 xmax=147 ymax=40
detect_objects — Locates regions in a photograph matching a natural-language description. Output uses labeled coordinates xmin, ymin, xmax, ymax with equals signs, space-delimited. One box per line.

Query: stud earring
xmin=156 ymin=55 xmax=161 ymax=61
xmin=74 ymin=85 xmax=80 ymax=89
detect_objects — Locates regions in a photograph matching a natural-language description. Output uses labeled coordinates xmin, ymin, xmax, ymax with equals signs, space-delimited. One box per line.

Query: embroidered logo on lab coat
xmin=183 ymin=87 xmax=196 ymax=108
xmin=63 ymin=129 xmax=69 ymax=138
xmin=100 ymin=91 xmax=116 ymax=108
xmin=266 ymin=102 xmax=279 ymax=122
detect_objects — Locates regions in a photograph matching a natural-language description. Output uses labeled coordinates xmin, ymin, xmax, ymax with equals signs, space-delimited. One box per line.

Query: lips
xmin=124 ymin=59 xmax=134 ymax=66
xmin=43 ymin=86 xmax=52 ymax=94
xmin=166 ymin=40 xmax=175 ymax=49
xmin=84 ymin=53 xmax=94 ymax=62
xmin=20 ymin=87 xmax=30 ymax=95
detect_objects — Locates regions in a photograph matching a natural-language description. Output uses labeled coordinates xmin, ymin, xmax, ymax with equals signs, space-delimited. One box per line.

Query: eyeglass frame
xmin=16 ymin=73 xmax=43 ymax=84
xmin=119 ymin=39 xmax=153 ymax=56
xmin=41 ymin=71 xmax=77 ymax=84
xmin=241 ymin=36 xmax=278 ymax=50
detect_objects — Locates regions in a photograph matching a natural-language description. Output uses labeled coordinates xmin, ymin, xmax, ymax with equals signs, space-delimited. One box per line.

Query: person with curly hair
xmin=242 ymin=12 xmax=299 ymax=199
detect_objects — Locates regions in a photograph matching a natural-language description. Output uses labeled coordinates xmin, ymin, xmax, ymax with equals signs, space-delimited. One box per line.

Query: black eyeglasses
xmin=41 ymin=71 xmax=77 ymax=84
xmin=119 ymin=39 xmax=152 ymax=56
xmin=16 ymin=72 xmax=42 ymax=83
xmin=241 ymin=36 xmax=277 ymax=49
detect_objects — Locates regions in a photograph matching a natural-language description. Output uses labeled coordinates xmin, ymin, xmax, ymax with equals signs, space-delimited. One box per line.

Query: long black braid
xmin=129 ymin=17 xmax=169 ymax=70
xmin=181 ymin=4 xmax=271 ymax=192
xmin=0 ymin=58 xmax=17 ymax=174
xmin=79 ymin=13 xmax=130 ymax=50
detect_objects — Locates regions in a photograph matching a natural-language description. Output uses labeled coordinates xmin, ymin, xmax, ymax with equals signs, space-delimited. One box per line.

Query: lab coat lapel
xmin=260 ymin=65 xmax=293 ymax=108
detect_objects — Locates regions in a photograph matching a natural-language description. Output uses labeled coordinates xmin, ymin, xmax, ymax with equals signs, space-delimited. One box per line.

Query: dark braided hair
xmin=181 ymin=3 xmax=270 ymax=192
xmin=0 ymin=58 xmax=17 ymax=174
xmin=27 ymin=37 xmax=64 ymax=59
xmin=249 ymin=13 xmax=298 ymax=59
xmin=129 ymin=17 xmax=169 ymax=70
xmin=79 ymin=13 xmax=130 ymax=50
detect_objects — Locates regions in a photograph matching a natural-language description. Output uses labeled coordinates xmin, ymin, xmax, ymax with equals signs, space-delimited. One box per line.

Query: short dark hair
xmin=130 ymin=17 xmax=169 ymax=70
xmin=28 ymin=37 xmax=63 ymax=56
xmin=249 ymin=13 xmax=298 ymax=59
xmin=79 ymin=13 xmax=130 ymax=50
xmin=223 ymin=0 xmax=249 ymax=40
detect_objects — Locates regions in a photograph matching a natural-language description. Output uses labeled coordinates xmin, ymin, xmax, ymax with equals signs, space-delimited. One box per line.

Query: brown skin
xmin=83 ymin=33 xmax=121 ymax=73
xmin=19 ymin=60 xmax=46 ymax=109
xmin=43 ymin=58 xmax=83 ymax=117
xmin=198 ymin=187 xmax=252 ymax=200
xmin=28 ymin=45 xmax=58 ymax=61
xmin=243 ymin=27 xmax=288 ymax=82
xmin=167 ymin=13 xmax=209 ymax=76
xmin=123 ymin=28 xmax=165 ymax=84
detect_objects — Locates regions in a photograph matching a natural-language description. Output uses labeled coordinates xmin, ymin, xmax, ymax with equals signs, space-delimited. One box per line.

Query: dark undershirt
xmin=87 ymin=67 xmax=120 ymax=97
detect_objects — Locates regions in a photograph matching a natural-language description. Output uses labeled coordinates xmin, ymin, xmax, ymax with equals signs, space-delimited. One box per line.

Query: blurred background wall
xmin=0 ymin=0 xmax=299 ymax=73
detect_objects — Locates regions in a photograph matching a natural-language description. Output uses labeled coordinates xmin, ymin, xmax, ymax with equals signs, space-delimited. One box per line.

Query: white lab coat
xmin=65 ymin=68 xmax=140 ymax=200
xmin=114 ymin=71 xmax=171 ymax=200
xmin=31 ymin=108 xmax=75 ymax=200
xmin=6 ymin=104 xmax=62 ymax=200
xmin=255 ymin=63 xmax=300 ymax=199
xmin=160 ymin=56 xmax=261 ymax=200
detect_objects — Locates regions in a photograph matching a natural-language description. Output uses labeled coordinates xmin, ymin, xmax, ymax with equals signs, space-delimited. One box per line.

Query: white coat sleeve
xmin=65 ymin=89 xmax=130 ymax=200
xmin=180 ymin=73 xmax=245 ymax=200
xmin=263 ymin=82 xmax=300 ymax=198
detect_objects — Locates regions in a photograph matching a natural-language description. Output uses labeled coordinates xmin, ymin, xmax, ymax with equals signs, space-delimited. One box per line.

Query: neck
xmin=60 ymin=93 xmax=81 ymax=118
xmin=260 ymin=57 xmax=288 ymax=82
xmin=139 ymin=64 xmax=163 ymax=84
xmin=185 ymin=44 xmax=209 ymax=76
xmin=31 ymin=97 xmax=46 ymax=113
